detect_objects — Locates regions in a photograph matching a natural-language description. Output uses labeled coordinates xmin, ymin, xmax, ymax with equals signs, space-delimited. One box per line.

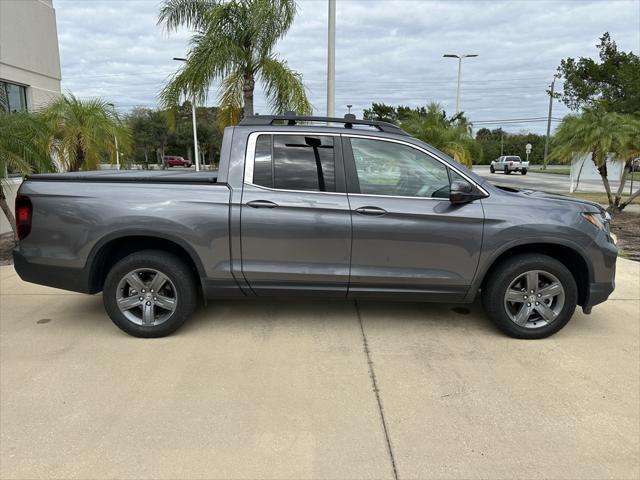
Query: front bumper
xmin=581 ymin=236 xmax=617 ymax=314
xmin=582 ymin=279 xmax=615 ymax=314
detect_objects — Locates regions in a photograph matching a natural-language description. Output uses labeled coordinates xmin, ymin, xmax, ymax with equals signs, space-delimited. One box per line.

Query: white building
xmin=0 ymin=0 xmax=62 ymax=112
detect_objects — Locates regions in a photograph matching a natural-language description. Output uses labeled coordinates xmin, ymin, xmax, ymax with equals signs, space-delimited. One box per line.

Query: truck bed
xmin=27 ymin=170 xmax=219 ymax=184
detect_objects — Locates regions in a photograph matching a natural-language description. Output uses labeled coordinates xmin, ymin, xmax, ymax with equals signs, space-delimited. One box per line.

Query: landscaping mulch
xmin=610 ymin=211 xmax=640 ymax=262
xmin=0 ymin=232 xmax=15 ymax=266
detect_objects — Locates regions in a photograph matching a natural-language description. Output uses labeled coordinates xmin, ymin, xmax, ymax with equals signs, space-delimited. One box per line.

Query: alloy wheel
xmin=503 ymin=270 xmax=565 ymax=329
xmin=115 ymin=268 xmax=177 ymax=326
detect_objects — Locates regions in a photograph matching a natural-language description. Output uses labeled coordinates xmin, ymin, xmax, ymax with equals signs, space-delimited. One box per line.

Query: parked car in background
xmin=13 ymin=114 xmax=616 ymax=340
xmin=491 ymin=155 xmax=529 ymax=175
xmin=163 ymin=155 xmax=192 ymax=168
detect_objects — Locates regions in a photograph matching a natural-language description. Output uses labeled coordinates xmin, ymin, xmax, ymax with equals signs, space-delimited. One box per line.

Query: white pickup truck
xmin=490 ymin=156 xmax=529 ymax=175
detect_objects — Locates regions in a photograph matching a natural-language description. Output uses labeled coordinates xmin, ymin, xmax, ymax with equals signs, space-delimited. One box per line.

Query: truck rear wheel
xmin=482 ymin=254 xmax=577 ymax=339
xmin=103 ymin=250 xmax=198 ymax=337
xmin=521 ymin=169 xmax=528 ymax=175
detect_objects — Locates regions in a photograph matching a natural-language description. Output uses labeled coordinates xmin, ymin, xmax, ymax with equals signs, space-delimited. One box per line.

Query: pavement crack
xmin=355 ymin=301 xmax=399 ymax=480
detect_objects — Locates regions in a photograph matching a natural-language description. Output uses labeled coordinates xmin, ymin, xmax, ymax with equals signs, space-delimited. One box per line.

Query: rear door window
xmin=251 ymin=134 xmax=336 ymax=192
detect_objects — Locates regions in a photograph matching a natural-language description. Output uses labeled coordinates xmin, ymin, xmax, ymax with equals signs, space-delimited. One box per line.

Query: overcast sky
xmin=54 ymin=0 xmax=639 ymax=134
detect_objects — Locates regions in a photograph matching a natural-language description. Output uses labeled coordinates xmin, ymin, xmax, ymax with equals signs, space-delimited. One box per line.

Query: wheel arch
xmin=86 ymin=232 xmax=205 ymax=294
xmin=472 ymin=241 xmax=592 ymax=307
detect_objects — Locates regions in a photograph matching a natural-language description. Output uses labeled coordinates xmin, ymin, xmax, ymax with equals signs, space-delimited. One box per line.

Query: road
xmin=1 ymin=261 xmax=638 ymax=479
xmin=473 ymin=165 xmax=619 ymax=193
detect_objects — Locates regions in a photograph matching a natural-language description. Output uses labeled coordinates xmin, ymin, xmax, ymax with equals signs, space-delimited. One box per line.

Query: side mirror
xmin=450 ymin=180 xmax=483 ymax=204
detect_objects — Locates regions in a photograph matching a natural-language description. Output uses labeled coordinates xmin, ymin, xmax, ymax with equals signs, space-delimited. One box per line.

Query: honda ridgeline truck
xmin=13 ymin=115 xmax=617 ymax=339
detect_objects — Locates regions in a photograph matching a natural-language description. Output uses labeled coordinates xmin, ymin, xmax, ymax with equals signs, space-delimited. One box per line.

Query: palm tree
xmin=551 ymin=107 xmax=634 ymax=209
xmin=0 ymin=111 xmax=55 ymax=239
xmin=158 ymin=0 xmax=311 ymax=126
xmin=612 ymin=116 xmax=640 ymax=210
xmin=400 ymin=103 xmax=479 ymax=167
xmin=40 ymin=93 xmax=130 ymax=172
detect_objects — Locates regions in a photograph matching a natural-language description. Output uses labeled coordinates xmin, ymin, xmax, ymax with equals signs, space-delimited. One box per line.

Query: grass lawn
xmin=530 ymin=168 xmax=640 ymax=181
xmin=561 ymin=191 xmax=638 ymax=205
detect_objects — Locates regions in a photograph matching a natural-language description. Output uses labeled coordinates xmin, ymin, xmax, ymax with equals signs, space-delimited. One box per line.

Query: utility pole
xmin=500 ymin=128 xmax=504 ymax=156
xmin=107 ymin=103 xmax=121 ymax=170
xmin=443 ymin=53 xmax=478 ymax=115
xmin=327 ymin=0 xmax=336 ymax=117
xmin=542 ymin=76 xmax=556 ymax=170
xmin=173 ymin=57 xmax=200 ymax=172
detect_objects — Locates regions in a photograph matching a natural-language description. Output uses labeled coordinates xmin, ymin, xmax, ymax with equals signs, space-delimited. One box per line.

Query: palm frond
xmin=157 ymin=0 xmax=218 ymax=32
xmin=259 ymin=56 xmax=311 ymax=115
xmin=0 ymin=111 xmax=54 ymax=177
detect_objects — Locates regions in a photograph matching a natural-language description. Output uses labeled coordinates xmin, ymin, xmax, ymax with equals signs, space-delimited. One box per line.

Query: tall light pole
xmin=443 ymin=53 xmax=478 ymax=115
xmin=327 ymin=0 xmax=336 ymax=117
xmin=173 ymin=57 xmax=200 ymax=172
xmin=542 ymin=75 xmax=557 ymax=170
xmin=107 ymin=103 xmax=121 ymax=170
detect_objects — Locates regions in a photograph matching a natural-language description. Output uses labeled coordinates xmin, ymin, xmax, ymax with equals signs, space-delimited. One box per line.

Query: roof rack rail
xmin=239 ymin=113 xmax=408 ymax=136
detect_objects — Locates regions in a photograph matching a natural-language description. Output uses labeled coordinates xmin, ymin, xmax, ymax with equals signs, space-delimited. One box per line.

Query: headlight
xmin=582 ymin=212 xmax=607 ymax=232
xmin=582 ymin=212 xmax=614 ymax=243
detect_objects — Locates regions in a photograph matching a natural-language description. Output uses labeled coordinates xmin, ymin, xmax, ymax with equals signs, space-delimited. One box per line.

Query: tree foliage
xmin=0 ymin=111 xmax=55 ymax=237
xmin=158 ymin=0 xmax=311 ymax=127
xmin=474 ymin=128 xmax=546 ymax=164
xmin=556 ymin=32 xmax=640 ymax=115
xmin=39 ymin=93 xmax=130 ymax=172
xmin=550 ymin=107 xmax=639 ymax=210
xmin=364 ymin=102 xmax=479 ymax=167
xmin=127 ymin=103 xmax=223 ymax=167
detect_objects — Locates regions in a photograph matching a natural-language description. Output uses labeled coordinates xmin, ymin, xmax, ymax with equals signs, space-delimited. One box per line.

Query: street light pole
xmin=327 ymin=0 xmax=336 ymax=117
xmin=542 ymin=76 xmax=557 ymax=170
xmin=443 ymin=54 xmax=478 ymax=115
xmin=107 ymin=103 xmax=120 ymax=170
xmin=173 ymin=57 xmax=200 ymax=172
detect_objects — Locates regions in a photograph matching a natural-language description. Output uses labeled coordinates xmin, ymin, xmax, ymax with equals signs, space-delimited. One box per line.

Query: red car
xmin=163 ymin=156 xmax=192 ymax=168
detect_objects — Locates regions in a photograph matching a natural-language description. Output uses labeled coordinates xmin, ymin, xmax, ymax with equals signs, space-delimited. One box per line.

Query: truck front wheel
xmin=103 ymin=250 xmax=198 ymax=337
xmin=521 ymin=169 xmax=528 ymax=175
xmin=482 ymin=254 xmax=577 ymax=339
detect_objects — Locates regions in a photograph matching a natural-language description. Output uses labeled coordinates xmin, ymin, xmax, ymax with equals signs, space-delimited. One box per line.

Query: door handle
xmin=246 ymin=199 xmax=279 ymax=209
xmin=354 ymin=206 xmax=387 ymax=216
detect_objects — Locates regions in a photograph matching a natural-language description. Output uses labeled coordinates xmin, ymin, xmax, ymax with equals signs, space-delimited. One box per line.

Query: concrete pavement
xmin=1 ymin=260 xmax=639 ymax=479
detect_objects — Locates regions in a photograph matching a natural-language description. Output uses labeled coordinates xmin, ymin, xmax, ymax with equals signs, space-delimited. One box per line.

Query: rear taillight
xmin=15 ymin=194 xmax=32 ymax=240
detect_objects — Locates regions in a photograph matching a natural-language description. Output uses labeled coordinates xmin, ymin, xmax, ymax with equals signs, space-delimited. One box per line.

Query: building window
xmin=0 ymin=81 xmax=28 ymax=112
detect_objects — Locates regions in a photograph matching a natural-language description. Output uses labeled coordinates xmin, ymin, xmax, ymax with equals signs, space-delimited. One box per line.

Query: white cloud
xmin=55 ymin=0 xmax=640 ymax=133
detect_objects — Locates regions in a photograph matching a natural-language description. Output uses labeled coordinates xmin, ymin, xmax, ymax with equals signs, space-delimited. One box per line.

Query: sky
xmin=54 ymin=0 xmax=640 ymax=134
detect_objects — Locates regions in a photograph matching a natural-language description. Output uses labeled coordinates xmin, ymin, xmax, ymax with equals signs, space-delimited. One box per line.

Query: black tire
xmin=103 ymin=250 xmax=198 ymax=338
xmin=504 ymin=167 xmax=511 ymax=175
xmin=490 ymin=165 xmax=495 ymax=173
xmin=521 ymin=169 xmax=528 ymax=175
xmin=482 ymin=254 xmax=578 ymax=339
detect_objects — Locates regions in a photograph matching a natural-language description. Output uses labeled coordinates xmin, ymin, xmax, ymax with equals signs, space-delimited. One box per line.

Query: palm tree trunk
xmin=613 ymin=162 xmax=628 ymax=210
xmin=620 ymin=188 xmax=640 ymax=210
xmin=0 ymin=184 xmax=17 ymax=241
xmin=243 ymin=71 xmax=255 ymax=117
xmin=71 ymin=139 xmax=85 ymax=172
xmin=596 ymin=153 xmax=614 ymax=207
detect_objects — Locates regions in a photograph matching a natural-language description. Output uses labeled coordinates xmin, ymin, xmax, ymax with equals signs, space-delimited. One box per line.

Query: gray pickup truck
xmin=13 ymin=115 xmax=617 ymax=339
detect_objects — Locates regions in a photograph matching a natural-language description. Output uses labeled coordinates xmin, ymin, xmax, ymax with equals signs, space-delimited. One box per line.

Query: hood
xmin=493 ymin=185 xmax=605 ymax=213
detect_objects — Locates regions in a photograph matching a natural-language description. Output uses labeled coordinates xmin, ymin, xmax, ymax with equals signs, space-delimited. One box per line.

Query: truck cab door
xmin=239 ymin=133 xmax=351 ymax=296
xmin=343 ymin=135 xmax=485 ymax=301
